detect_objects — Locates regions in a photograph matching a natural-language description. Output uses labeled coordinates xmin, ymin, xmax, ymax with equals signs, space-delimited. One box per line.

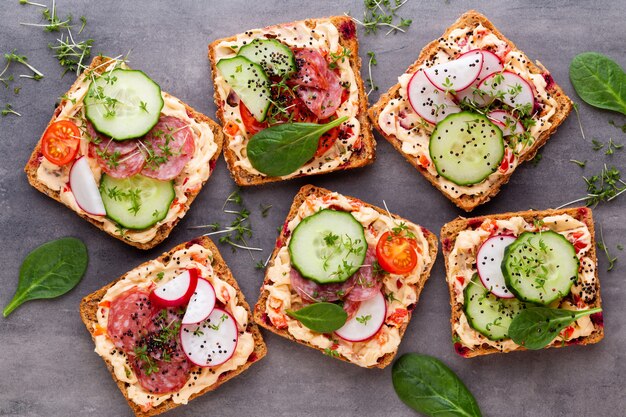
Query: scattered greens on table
xmin=3 ymin=237 xmax=88 ymax=317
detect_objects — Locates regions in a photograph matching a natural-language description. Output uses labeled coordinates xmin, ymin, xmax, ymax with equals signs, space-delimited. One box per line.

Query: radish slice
xmin=424 ymin=51 xmax=483 ymax=92
xmin=180 ymin=307 xmax=238 ymax=367
xmin=407 ymin=70 xmax=460 ymax=124
xmin=478 ymin=71 xmax=535 ymax=110
xmin=182 ymin=278 xmax=216 ymax=324
xmin=335 ymin=291 xmax=386 ymax=342
xmin=69 ymin=156 xmax=106 ymax=216
xmin=455 ymin=49 xmax=503 ymax=102
xmin=476 ymin=235 xmax=517 ymax=298
xmin=487 ymin=110 xmax=524 ymax=136
xmin=149 ymin=269 xmax=199 ymax=308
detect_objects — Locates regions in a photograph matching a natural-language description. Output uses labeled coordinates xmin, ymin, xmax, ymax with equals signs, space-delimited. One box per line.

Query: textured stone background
xmin=0 ymin=1 xmax=625 ymax=416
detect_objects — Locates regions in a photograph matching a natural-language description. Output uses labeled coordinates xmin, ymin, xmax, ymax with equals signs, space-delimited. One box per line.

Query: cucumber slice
xmin=289 ymin=209 xmax=368 ymax=284
xmin=238 ymin=39 xmax=296 ymax=77
xmin=216 ymin=56 xmax=271 ymax=122
xmin=84 ymin=69 xmax=164 ymax=140
xmin=429 ymin=111 xmax=504 ymax=186
xmin=502 ymin=231 xmax=579 ymax=305
xmin=99 ymin=174 xmax=175 ymax=230
xmin=464 ymin=275 xmax=527 ymax=341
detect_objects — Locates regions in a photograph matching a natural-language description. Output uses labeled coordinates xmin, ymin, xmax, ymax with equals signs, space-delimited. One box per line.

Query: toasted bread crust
xmin=252 ymin=185 xmax=438 ymax=368
xmin=440 ymin=207 xmax=604 ymax=358
xmin=208 ymin=16 xmax=376 ymax=186
xmin=79 ymin=236 xmax=267 ymax=417
xmin=24 ymin=56 xmax=224 ymax=250
xmin=368 ymin=10 xmax=573 ymax=212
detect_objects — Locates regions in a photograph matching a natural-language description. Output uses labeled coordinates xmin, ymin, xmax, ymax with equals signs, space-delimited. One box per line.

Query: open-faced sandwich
xmin=253 ymin=185 xmax=437 ymax=368
xmin=369 ymin=10 xmax=572 ymax=211
xmin=80 ymin=236 xmax=266 ymax=416
xmin=441 ymin=207 xmax=604 ymax=357
xmin=209 ymin=16 xmax=375 ymax=185
xmin=25 ymin=56 xmax=223 ymax=249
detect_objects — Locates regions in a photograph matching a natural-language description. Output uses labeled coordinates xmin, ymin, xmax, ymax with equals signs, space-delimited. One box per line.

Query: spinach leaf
xmin=570 ymin=52 xmax=626 ymax=115
xmin=392 ymin=354 xmax=482 ymax=417
xmin=508 ymin=306 xmax=602 ymax=350
xmin=247 ymin=116 xmax=348 ymax=177
xmin=3 ymin=237 xmax=88 ymax=317
xmin=286 ymin=302 xmax=347 ymax=333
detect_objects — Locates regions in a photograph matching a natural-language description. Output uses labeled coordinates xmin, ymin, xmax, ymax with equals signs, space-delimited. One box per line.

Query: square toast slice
xmin=253 ymin=185 xmax=438 ymax=368
xmin=209 ymin=16 xmax=375 ymax=186
xmin=80 ymin=236 xmax=266 ymax=416
xmin=440 ymin=207 xmax=604 ymax=358
xmin=369 ymin=10 xmax=573 ymax=211
xmin=25 ymin=56 xmax=224 ymax=249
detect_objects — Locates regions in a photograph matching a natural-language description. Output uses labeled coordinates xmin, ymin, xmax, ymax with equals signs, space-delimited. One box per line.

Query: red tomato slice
xmin=315 ymin=126 xmax=340 ymax=157
xmin=376 ymin=231 xmax=418 ymax=274
xmin=41 ymin=120 xmax=81 ymax=166
xmin=239 ymin=101 xmax=267 ymax=136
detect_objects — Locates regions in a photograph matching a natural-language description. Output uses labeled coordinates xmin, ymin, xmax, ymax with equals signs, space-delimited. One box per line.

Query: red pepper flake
xmin=562 ymin=326 xmax=575 ymax=339
xmin=338 ymin=19 xmax=356 ymax=40
xmin=98 ymin=300 xmax=111 ymax=308
xmin=456 ymin=276 xmax=465 ymax=285
xmin=248 ymin=352 xmax=258 ymax=363
xmin=209 ymin=159 xmax=217 ymax=172
xmin=577 ymin=207 xmax=589 ymax=219
xmin=396 ymin=279 xmax=403 ymax=289
xmin=420 ymin=226 xmax=431 ymax=236
xmin=590 ymin=312 xmax=604 ymax=327
xmin=387 ymin=308 xmax=408 ymax=326
xmin=573 ymin=240 xmax=587 ymax=253
xmin=454 ymin=342 xmax=470 ymax=357
xmin=543 ymin=72 xmax=555 ymax=90
xmin=182 ymin=177 xmax=189 ymax=186
xmin=442 ymin=238 xmax=452 ymax=252
xmin=467 ymin=218 xmax=484 ymax=229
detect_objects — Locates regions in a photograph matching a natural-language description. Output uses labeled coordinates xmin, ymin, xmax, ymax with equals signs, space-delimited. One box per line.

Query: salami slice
xmin=144 ymin=307 xmax=187 ymax=363
xmin=88 ymin=122 xmax=146 ymax=179
xmin=131 ymin=355 xmax=191 ymax=394
xmin=140 ymin=116 xmax=195 ymax=181
xmin=289 ymin=49 xmax=343 ymax=119
xmin=106 ymin=288 xmax=156 ymax=352
xmin=346 ymin=249 xmax=383 ymax=302
xmin=290 ymin=267 xmax=357 ymax=303
xmin=342 ymin=298 xmax=361 ymax=321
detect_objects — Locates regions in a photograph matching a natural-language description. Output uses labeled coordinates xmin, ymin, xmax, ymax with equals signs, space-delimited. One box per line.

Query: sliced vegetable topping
xmin=69 ymin=156 xmax=106 ymax=216
xmin=180 ymin=308 xmax=238 ymax=367
xmin=149 ymin=269 xmax=199 ymax=308
xmin=477 ymin=71 xmax=534 ymax=112
xmin=463 ymin=275 xmax=527 ymax=341
xmin=289 ymin=209 xmax=367 ymax=284
xmin=217 ymin=55 xmax=271 ymax=122
xmin=407 ymin=70 xmax=460 ymax=124
xmin=41 ymin=120 xmax=81 ymax=165
xmin=424 ymin=50 xmax=483 ymax=92
xmin=502 ymin=231 xmax=579 ymax=305
xmin=376 ymin=231 xmax=418 ymax=275
xmin=429 ymin=111 xmax=504 ymax=185
xmin=181 ymin=279 xmax=216 ymax=325
xmin=335 ymin=290 xmax=386 ymax=342
xmin=476 ymin=235 xmax=516 ymax=298
xmin=237 ymin=38 xmax=296 ymax=77
xmin=84 ymin=69 xmax=164 ymax=140
xmin=99 ymin=174 xmax=175 ymax=230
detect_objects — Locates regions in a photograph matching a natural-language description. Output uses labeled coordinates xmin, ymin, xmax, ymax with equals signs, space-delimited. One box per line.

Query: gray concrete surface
xmin=1 ymin=1 xmax=625 ymax=416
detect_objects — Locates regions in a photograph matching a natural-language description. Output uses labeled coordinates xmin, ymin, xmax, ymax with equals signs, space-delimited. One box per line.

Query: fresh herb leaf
xmin=530 ymin=153 xmax=542 ymax=166
xmin=570 ymin=159 xmax=587 ymax=168
xmin=598 ymin=226 xmax=618 ymax=271
xmin=591 ymin=138 xmax=604 ymax=151
xmin=348 ymin=0 xmax=412 ymax=35
xmin=49 ymin=32 xmax=94 ymax=76
xmin=4 ymin=50 xmax=44 ymax=80
xmin=247 ymin=116 xmax=348 ymax=176
xmin=509 ymin=306 xmax=602 ymax=350
xmin=609 ymin=119 xmax=626 ymax=133
xmin=3 ymin=237 xmax=88 ymax=317
xmin=366 ymin=51 xmax=378 ymax=96
xmin=1 ymin=103 xmax=21 ymax=117
xmin=286 ymin=302 xmax=347 ymax=333
xmin=355 ymin=314 xmax=372 ymax=325
xmin=260 ymin=203 xmax=272 ymax=218
xmin=323 ymin=347 xmax=340 ymax=357
xmin=605 ymin=138 xmax=624 ymax=155
xmin=155 ymin=271 xmax=165 ymax=282
xmin=392 ymin=353 xmax=482 ymax=417
xmin=569 ymin=52 xmax=626 ymax=115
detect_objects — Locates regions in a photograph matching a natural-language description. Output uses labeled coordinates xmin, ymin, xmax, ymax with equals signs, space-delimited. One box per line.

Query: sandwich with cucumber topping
xmin=369 ymin=10 xmax=573 ymax=211
xmin=253 ymin=185 xmax=438 ymax=368
xmin=441 ymin=207 xmax=604 ymax=357
xmin=25 ymin=56 xmax=224 ymax=249
xmin=209 ymin=16 xmax=375 ymax=186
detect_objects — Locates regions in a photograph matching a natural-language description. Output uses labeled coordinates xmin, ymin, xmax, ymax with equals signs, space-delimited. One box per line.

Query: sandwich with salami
xmin=25 ymin=56 xmax=223 ymax=249
xmin=80 ymin=236 xmax=266 ymax=416
xmin=209 ymin=16 xmax=375 ymax=185
xmin=253 ymin=185 xmax=438 ymax=368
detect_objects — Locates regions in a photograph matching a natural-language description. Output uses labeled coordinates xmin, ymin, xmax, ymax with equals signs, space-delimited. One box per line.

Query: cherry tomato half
xmin=41 ymin=120 xmax=81 ymax=165
xmin=376 ymin=231 xmax=418 ymax=274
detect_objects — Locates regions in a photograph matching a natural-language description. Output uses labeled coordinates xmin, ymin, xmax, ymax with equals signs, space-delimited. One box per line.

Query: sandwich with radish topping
xmin=25 ymin=56 xmax=223 ymax=249
xmin=441 ymin=207 xmax=604 ymax=357
xmin=209 ymin=16 xmax=375 ymax=186
xmin=253 ymin=185 xmax=438 ymax=368
xmin=80 ymin=236 xmax=266 ymax=416
xmin=369 ymin=10 xmax=573 ymax=211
